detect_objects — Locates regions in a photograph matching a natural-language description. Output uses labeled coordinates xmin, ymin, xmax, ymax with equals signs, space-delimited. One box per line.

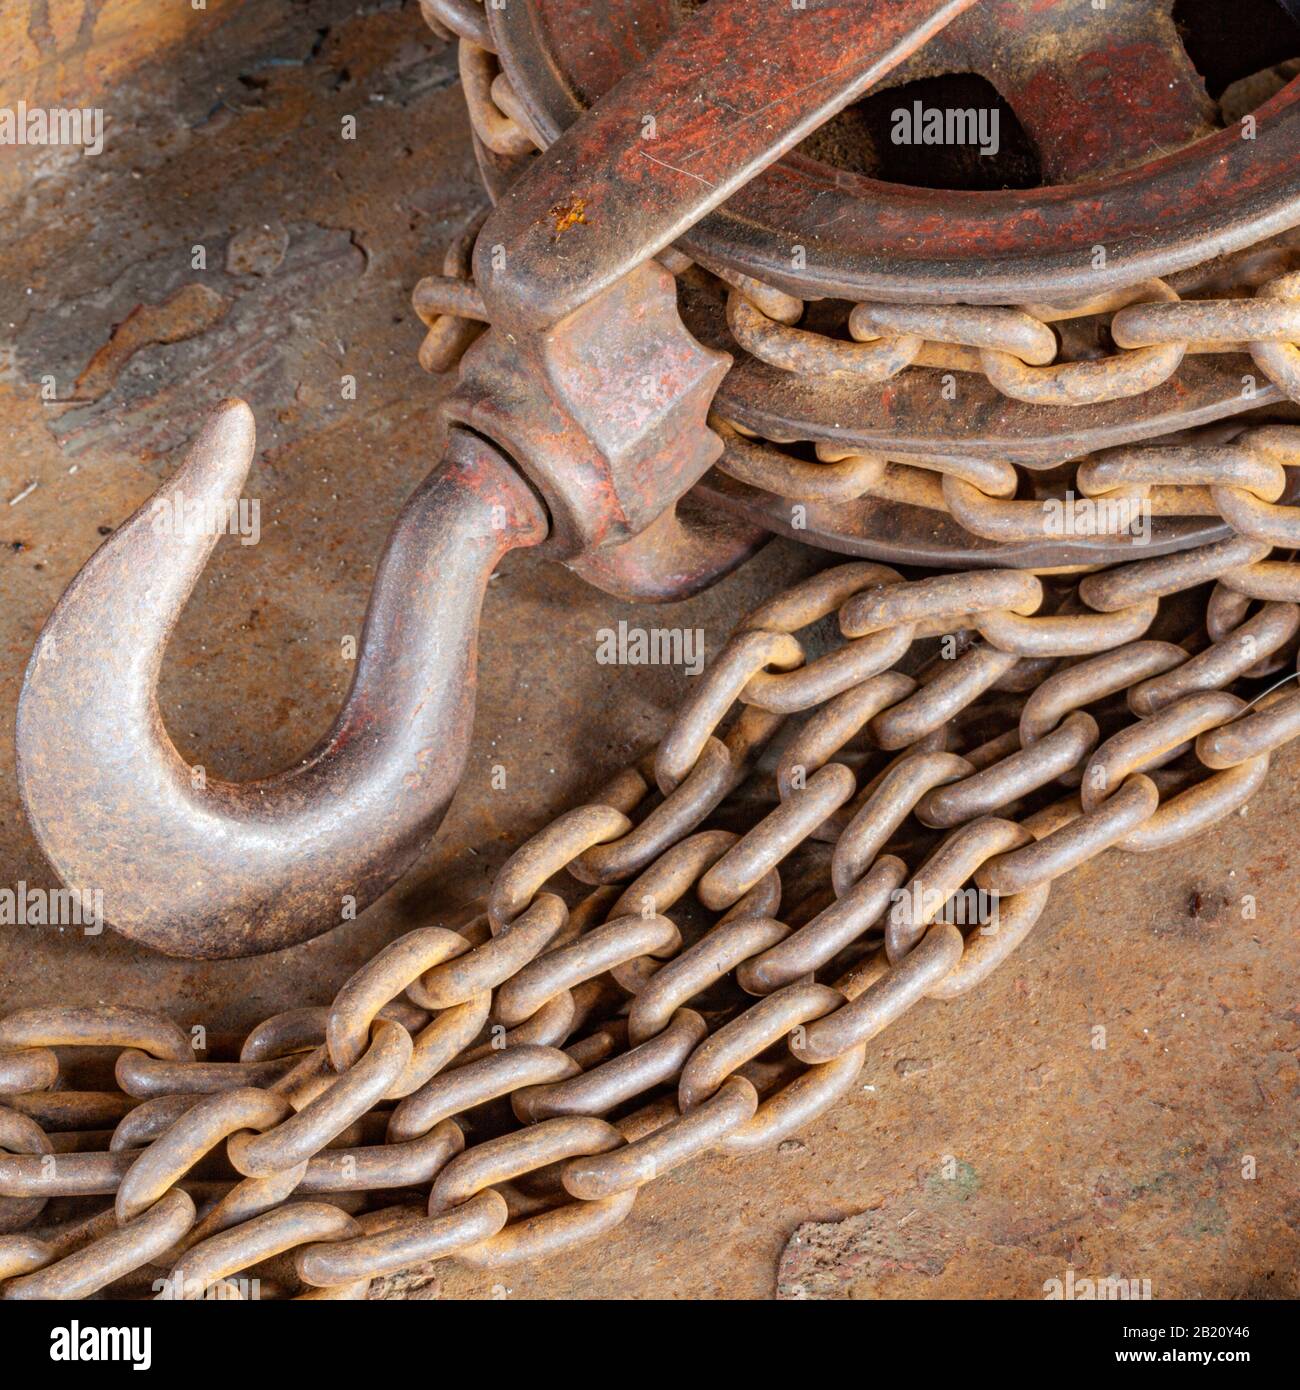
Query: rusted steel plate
xmin=477 ymin=0 xmax=978 ymax=332
xmin=692 ymin=470 xmax=1238 ymax=571
xmin=884 ymin=0 xmax=1218 ymax=183
xmin=493 ymin=0 xmax=1300 ymax=303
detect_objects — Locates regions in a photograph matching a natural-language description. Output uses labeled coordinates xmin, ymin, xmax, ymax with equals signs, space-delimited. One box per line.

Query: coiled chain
xmin=4 ymin=541 xmax=1300 ymax=1298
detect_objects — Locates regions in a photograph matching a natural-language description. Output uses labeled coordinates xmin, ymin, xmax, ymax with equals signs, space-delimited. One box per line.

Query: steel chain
xmin=5 ymin=542 xmax=1300 ymax=1297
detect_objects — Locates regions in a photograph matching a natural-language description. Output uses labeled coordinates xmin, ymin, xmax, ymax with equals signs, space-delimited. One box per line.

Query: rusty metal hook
xmin=16 ymin=400 xmax=547 ymax=958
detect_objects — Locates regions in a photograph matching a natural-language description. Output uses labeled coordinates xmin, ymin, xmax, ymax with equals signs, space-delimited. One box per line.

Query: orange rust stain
xmin=549 ymin=196 xmax=588 ymax=240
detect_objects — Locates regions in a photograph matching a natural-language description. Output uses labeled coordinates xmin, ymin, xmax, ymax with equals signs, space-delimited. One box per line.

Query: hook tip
xmin=184 ymin=398 xmax=257 ymax=489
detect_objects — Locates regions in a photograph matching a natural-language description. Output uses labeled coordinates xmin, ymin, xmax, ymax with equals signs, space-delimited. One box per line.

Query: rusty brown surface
xmin=0 ymin=0 xmax=1297 ymax=1299
xmin=496 ymin=0 xmax=1300 ymax=304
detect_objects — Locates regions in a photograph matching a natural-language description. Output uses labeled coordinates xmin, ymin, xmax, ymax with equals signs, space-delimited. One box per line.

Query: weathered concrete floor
xmin=0 ymin=0 xmax=1296 ymax=1299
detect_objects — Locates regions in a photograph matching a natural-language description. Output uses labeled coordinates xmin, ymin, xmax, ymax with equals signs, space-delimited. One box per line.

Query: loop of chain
xmin=458 ymin=40 xmax=533 ymax=157
xmin=419 ymin=0 xmax=491 ymax=50
xmin=719 ymin=269 xmax=1300 ymax=408
xmin=6 ymin=546 xmax=1300 ymax=1298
